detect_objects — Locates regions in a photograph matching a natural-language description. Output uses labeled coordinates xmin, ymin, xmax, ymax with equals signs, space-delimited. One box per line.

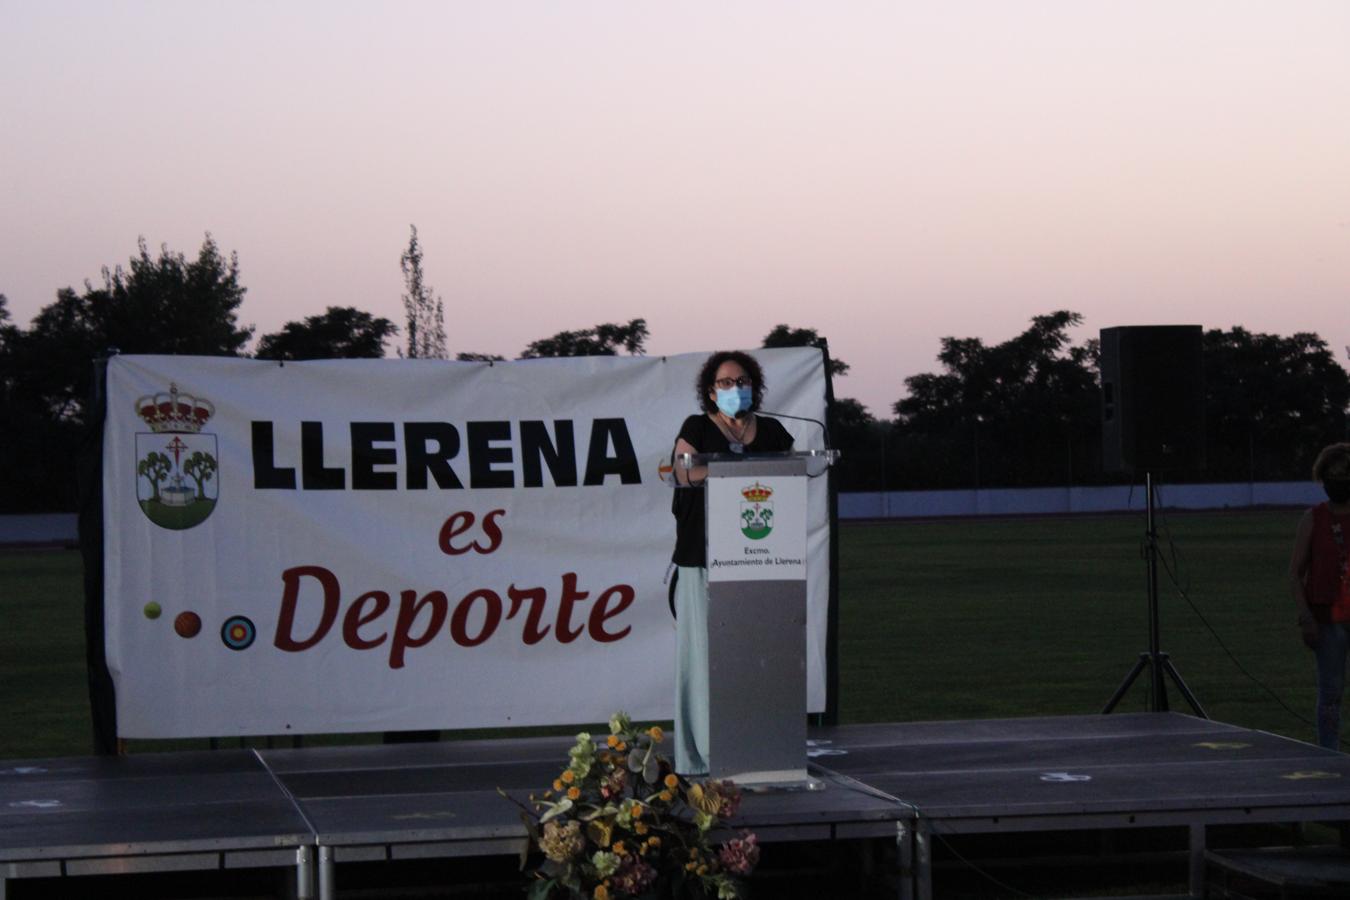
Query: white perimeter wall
xmin=838 ymin=481 xmax=1325 ymax=520
xmin=0 ymin=513 xmax=79 ymax=545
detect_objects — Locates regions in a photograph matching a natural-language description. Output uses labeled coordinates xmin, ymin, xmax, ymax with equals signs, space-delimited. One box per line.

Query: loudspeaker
xmin=1100 ymin=325 xmax=1205 ymax=473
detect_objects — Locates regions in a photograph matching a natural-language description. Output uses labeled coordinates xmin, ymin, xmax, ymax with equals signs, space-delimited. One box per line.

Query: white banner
xmin=102 ymin=350 xmax=830 ymax=737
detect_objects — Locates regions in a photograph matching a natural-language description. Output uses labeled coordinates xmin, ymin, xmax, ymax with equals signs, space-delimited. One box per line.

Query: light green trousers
xmin=673 ymin=565 xmax=710 ymax=775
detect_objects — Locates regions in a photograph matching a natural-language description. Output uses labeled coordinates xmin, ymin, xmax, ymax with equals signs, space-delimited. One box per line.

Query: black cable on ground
xmin=1151 ymin=497 xmax=1338 ymax=749
xmin=811 ymin=764 xmax=1037 ymax=899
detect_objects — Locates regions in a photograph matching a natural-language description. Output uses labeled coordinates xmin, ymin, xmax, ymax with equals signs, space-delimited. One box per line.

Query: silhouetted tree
xmin=0 ymin=295 xmax=26 ymax=503
xmin=256 ymin=306 xmax=398 ymax=360
xmin=400 ymin=225 xmax=446 ymax=359
xmin=757 ymin=323 xmax=886 ymax=487
xmin=893 ymin=311 xmax=1099 ymax=488
xmin=520 ymin=319 xmax=649 ymax=358
xmin=0 ymin=292 xmax=75 ymax=512
xmin=0 ymin=294 xmax=14 ymax=391
xmin=455 ymin=352 xmax=506 ymax=362
xmin=16 ymin=235 xmax=253 ymax=423
xmin=0 ymin=236 xmax=252 ymax=510
xmin=761 ymin=324 xmax=850 ymax=377
xmin=825 ymin=397 xmax=891 ymax=491
xmin=96 ymin=235 xmax=252 ymax=356
xmin=1203 ymin=327 xmax=1350 ymax=480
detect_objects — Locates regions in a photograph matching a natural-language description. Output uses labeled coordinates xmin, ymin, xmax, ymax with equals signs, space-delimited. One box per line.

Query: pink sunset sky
xmin=3 ymin=1 xmax=1347 ymax=416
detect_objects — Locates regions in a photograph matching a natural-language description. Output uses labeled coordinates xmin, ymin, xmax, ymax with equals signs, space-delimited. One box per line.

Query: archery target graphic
xmin=220 ymin=615 xmax=256 ymax=651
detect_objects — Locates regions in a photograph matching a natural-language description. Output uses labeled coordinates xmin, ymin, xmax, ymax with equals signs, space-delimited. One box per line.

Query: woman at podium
xmin=670 ymin=350 xmax=793 ymax=774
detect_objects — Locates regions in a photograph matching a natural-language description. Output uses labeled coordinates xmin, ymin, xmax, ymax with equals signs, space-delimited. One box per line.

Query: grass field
xmin=0 ymin=508 xmax=1318 ymax=760
xmin=836 ymin=509 xmax=1315 ymax=740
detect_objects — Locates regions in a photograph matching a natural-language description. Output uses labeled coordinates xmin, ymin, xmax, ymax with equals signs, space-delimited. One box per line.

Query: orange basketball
xmin=174 ymin=611 xmax=202 ymax=638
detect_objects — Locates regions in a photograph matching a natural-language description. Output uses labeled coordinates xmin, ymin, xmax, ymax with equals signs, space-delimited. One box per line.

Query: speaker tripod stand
xmin=1103 ymin=472 xmax=1207 ymax=717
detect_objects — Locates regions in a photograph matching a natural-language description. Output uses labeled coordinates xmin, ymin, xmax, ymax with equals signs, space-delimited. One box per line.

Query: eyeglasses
xmin=714 ymin=376 xmax=753 ymax=390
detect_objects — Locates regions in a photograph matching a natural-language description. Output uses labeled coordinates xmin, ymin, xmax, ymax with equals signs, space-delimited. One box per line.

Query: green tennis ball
xmin=143 ymin=601 xmax=162 ymax=620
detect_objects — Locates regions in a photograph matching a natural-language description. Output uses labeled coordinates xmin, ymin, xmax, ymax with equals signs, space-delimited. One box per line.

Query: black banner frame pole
xmin=79 ymin=354 xmax=118 ymax=754
xmin=819 ymin=343 xmax=840 ymax=728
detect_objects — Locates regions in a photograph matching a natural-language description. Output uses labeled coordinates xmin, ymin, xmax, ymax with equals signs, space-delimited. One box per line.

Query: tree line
xmin=830 ymin=312 xmax=1350 ymax=493
xmin=2 ymin=234 xmax=1346 ymax=511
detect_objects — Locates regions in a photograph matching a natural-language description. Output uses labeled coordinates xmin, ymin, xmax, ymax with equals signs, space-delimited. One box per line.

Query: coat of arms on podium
xmin=740 ymin=482 xmax=774 ymax=540
xmin=134 ymin=384 xmax=218 ymax=530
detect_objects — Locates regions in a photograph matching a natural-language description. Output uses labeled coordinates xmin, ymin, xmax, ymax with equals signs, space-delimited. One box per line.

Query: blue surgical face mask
xmin=716 ymin=386 xmax=753 ymax=417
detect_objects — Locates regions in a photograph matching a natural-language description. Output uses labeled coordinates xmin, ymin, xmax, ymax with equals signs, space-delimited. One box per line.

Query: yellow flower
xmin=647 ymin=836 xmax=661 ymax=847
xmin=649 ymin=726 xmax=664 ymax=742
xmin=664 ymin=773 xmax=679 ymax=789
xmin=561 ymin=770 xmax=575 ymax=784
xmin=539 ymin=820 xmax=585 ymax=863
xmin=553 ymin=780 xmax=563 ymax=791
xmin=613 ymin=841 xmax=626 ymax=856
xmin=615 ymin=741 xmax=627 ymax=752
xmin=594 ymin=886 xmax=610 ymax=900
xmin=635 ymin=821 xmax=649 ymax=835
xmin=567 ymin=786 xmax=581 ymax=800
xmin=607 ymin=734 xmax=620 ymax=748
xmin=686 ymin=783 xmax=722 ymax=815
xmin=587 ymin=818 xmax=614 ymax=848
xmin=685 ymin=784 xmax=704 ymax=810
xmin=658 ymin=790 xmax=673 ymax=803
xmin=629 ymin=803 xmax=643 ymax=819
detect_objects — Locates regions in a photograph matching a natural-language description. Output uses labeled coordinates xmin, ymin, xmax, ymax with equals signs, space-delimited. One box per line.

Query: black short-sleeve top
xmin=671 ymin=413 xmax=794 ymax=567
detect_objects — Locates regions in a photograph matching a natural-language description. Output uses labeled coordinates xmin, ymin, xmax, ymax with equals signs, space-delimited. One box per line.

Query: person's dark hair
xmin=1312 ymin=442 xmax=1350 ymax=481
xmin=696 ymin=350 xmax=766 ymax=414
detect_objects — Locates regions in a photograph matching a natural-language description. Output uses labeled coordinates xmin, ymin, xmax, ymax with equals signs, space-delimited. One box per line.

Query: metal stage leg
xmin=896 ymin=820 xmax=914 ymax=900
xmin=318 ymin=845 xmax=335 ymax=900
xmin=916 ymin=822 xmax=932 ymax=900
xmin=295 ymin=845 xmax=314 ymax=900
xmin=1189 ymin=823 xmax=1206 ymax=898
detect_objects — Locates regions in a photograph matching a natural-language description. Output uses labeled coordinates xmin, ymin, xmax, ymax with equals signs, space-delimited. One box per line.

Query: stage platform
xmin=4 ymin=713 xmax=1350 ymax=899
xmin=0 ymin=749 xmax=314 ymax=895
xmin=814 ymin=713 xmax=1350 ymax=898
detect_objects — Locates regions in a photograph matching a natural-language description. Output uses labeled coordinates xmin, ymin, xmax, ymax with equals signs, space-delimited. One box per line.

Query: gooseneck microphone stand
xmin=1103 ymin=472 xmax=1207 ymax=716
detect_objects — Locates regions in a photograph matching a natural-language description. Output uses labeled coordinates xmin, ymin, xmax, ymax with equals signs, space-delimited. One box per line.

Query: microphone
xmin=759 ymin=409 xmax=830 ymax=449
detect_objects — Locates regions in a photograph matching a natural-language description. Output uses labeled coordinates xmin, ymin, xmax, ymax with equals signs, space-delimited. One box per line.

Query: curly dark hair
xmin=1312 ymin=443 xmax=1350 ymax=481
xmin=696 ymin=350 xmax=766 ymax=415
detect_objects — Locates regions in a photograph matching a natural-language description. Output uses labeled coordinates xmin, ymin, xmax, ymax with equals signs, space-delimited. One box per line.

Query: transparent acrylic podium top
xmin=659 ymin=448 xmax=839 ymax=486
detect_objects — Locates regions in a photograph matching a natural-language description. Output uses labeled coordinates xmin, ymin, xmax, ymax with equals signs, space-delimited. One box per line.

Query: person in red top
xmin=1289 ymin=442 xmax=1350 ymax=750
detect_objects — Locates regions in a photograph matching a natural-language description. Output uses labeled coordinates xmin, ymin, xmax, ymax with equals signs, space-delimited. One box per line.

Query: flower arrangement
xmin=502 ymin=712 xmax=759 ymax=900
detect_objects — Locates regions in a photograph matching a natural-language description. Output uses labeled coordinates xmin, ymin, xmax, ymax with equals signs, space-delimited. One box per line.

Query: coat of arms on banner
xmin=740 ymin=481 xmax=774 ymax=540
xmin=134 ymin=384 xmax=218 ymax=530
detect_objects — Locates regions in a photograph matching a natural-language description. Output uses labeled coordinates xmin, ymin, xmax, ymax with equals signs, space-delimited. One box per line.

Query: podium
xmin=686 ymin=450 xmax=834 ymax=790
